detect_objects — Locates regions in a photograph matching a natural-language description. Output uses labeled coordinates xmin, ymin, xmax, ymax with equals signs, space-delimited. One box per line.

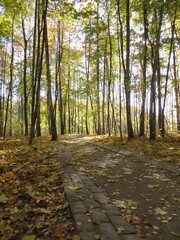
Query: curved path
xmin=54 ymin=135 xmax=180 ymax=240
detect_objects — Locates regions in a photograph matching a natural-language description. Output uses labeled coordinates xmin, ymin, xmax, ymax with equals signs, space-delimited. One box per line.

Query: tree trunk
xmin=157 ymin=51 xmax=162 ymax=131
xmin=117 ymin=14 xmax=122 ymax=140
xmin=140 ymin=0 xmax=148 ymax=136
xmin=125 ymin=0 xmax=134 ymax=140
xmin=85 ymin=39 xmax=90 ymax=134
xmin=22 ymin=19 xmax=28 ymax=136
xmin=96 ymin=1 xmax=101 ymax=135
xmin=162 ymin=5 xmax=177 ymax=137
xmin=102 ymin=40 xmax=106 ymax=135
xmin=174 ymin=43 xmax=180 ymax=132
xmin=44 ymin=0 xmax=57 ymax=141
xmin=29 ymin=0 xmax=38 ymax=144
xmin=149 ymin=6 xmax=163 ymax=140
xmin=4 ymin=15 xmax=15 ymax=139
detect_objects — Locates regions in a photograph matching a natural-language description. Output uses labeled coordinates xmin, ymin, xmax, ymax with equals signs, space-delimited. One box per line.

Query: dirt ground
xmin=59 ymin=135 xmax=180 ymax=240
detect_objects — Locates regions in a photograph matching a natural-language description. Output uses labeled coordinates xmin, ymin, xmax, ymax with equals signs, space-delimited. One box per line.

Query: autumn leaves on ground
xmin=0 ymin=134 xmax=180 ymax=239
xmin=0 ymin=136 xmax=77 ymax=240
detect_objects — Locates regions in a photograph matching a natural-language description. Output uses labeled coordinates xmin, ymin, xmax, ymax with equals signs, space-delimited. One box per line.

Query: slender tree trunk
xmin=85 ymin=39 xmax=90 ymax=134
xmin=36 ymin=5 xmax=41 ymax=137
xmin=68 ymin=36 xmax=71 ymax=134
xmin=102 ymin=40 xmax=107 ymax=135
xmin=22 ymin=19 xmax=28 ymax=136
xmin=157 ymin=51 xmax=162 ymax=131
xmin=117 ymin=15 xmax=122 ymax=140
xmin=107 ymin=5 xmax=112 ymax=137
xmin=174 ymin=44 xmax=180 ymax=132
xmin=0 ymin=51 xmax=6 ymax=137
xmin=57 ymin=18 xmax=64 ymax=135
xmin=125 ymin=0 xmax=134 ymax=140
xmin=149 ymin=6 xmax=163 ymax=140
xmin=162 ymin=5 xmax=177 ymax=137
xmin=29 ymin=0 xmax=38 ymax=144
xmin=140 ymin=0 xmax=148 ymax=136
xmin=44 ymin=0 xmax=57 ymax=141
xmin=4 ymin=15 xmax=15 ymax=139
xmin=96 ymin=1 xmax=101 ymax=135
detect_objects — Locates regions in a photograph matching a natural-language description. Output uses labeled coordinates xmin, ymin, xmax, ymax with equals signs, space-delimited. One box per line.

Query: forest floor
xmin=0 ymin=134 xmax=180 ymax=239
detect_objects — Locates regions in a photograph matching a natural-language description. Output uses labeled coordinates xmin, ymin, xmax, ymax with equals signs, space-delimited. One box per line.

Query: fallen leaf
xmin=171 ymin=232 xmax=180 ymax=237
xmin=0 ymin=220 xmax=12 ymax=234
xmin=72 ymin=235 xmax=80 ymax=240
xmin=54 ymin=224 xmax=67 ymax=236
xmin=12 ymin=210 xmax=27 ymax=221
xmin=94 ymin=220 xmax=101 ymax=225
xmin=22 ymin=235 xmax=36 ymax=240
xmin=117 ymin=226 xmax=125 ymax=234
xmin=67 ymin=185 xmax=82 ymax=190
xmin=154 ymin=207 xmax=167 ymax=216
xmin=113 ymin=200 xmax=126 ymax=209
xmin=147 ymin=184 xmax=160 ymax=189
xmin=136 ymin=225 xmax=141 ymax=234
xmin=36 ymin=221 xmax=43 ymax=229
xmin=173 ymin=197 xmax=180 ymax=203
xmin=153 ymin=226 xmax=159 ymax=231
xmin=0 ymin=194 xmax=8 ymax=204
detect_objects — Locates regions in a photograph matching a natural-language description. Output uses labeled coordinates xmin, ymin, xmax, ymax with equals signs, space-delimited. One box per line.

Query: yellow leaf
xmin=0 ymin=194 xmax=8 ymax=204
xmin=22 ymin=235 xmax=36 ymax=240
xmin=154 ymin=207 xmax=167 ymax=216
xmin=147 ymin=184 xmax=160 ymax=189
xmin=0 ymin=220 xmax=12 ymax=234
xmin=136 ymin=225 xmax=141 ymax=234
xmin=72 ymin=235 xmax=80 ymax=240
xmin=117 ymin=226 xmax=125 ymax=234
xmin=173 ymin=197 xmax=180 ymax=203
xmin=171 ymin=232 xmax=180 ymax=237
xmin=95 ymin=220 xmax=101 ymax=225
xmin=67 ymin=185 xmax=82 ymax=190
xmin=12 ymin=210 xmax=27 ymax=221
xmin=36 ymin=222 xmax=42 ymax=229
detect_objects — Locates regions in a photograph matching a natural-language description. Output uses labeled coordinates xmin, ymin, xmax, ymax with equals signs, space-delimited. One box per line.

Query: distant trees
xmin=0 ymin=0 xmax=179 ymax=142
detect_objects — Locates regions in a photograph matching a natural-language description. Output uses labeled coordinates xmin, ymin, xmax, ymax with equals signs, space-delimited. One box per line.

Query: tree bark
xmin=149 ymin=6 xmax=163 ymax=140
xmin=140 ymin=0 xmax=148 ymax=136
xmin=96 ymin=1 xmax=101 ymax=135
xmin=4 ymin=15 xmax=15 ymax=139
xmin=125 ymin=0 xmax=134 ymax=140
xmin=162 ymin=3 xmax=177 ymax=137
xmin=173 ymin=43 xmax=180 ymax=132
xmin=44 ymin=0 xmax=57 ymax=141
xmin=22 ymin=19 xmax=28 ymax=136
xmin=102 ymin=40 xmax=107 ymax=135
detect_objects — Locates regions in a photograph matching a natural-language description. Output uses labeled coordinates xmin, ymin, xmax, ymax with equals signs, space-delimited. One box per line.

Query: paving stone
xmin=80 ymin=231 xmax=96 ymax=240
xmin=65 ymin=167 xmax=74 ymax=174
xmin=95 ymin=222 xmax=120 ymax=240
xmin=65 ymin=188 xmax=80 ymax=202
xmin=79 ymin=175 xmax=91 ymax=181
xmin=109 ymin=215 xmax=136 ymax=234
xmin=78 ymin=172 xmax=86 ymax=176
xmin=121 ymin=234 xmax=141 ymax=240
xmin=74 ymin=214 xmax=95 ymax=232
xmin=83 ymin=198 xmax=100 ymax=208
xmin=70 ymin=201 xmax=86 ymax=215
xmin=119 ymin=150 xmax=132 ymax=156
xmin=70 ymin=174 xmax=82 ymax=183
xmin=91 ymin=210 xmax=110 ymax=223
xmin=102 ymin=203 xmax=122 ymax=216
xmin=76 ymin=188 xmax=90 ymax=198
xmin=87 ymin=185 xmax=102 ymax=193
xmin=82 ymin=179 xmax=95 ymax=186
xmin=93 ymin=193 xmax=110 ymax=204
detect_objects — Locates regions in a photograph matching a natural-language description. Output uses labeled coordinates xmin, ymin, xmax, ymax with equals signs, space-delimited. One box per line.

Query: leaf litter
xmin=0 ymin=136 xmax=77 ymax=239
